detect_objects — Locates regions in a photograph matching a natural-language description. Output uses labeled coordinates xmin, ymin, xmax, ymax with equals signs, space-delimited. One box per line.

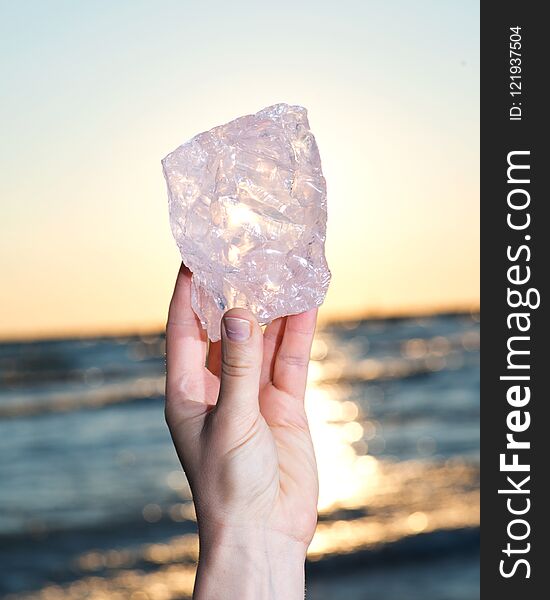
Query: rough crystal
xmin=162 ymin=103 xmax=331 ymax=341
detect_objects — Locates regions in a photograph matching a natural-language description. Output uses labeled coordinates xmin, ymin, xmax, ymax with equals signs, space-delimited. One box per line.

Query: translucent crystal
xmin=162 ymin=103 xmax=331 ymax=341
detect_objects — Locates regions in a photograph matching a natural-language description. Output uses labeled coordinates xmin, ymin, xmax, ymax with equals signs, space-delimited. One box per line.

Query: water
xmin=0 ymin=313 xmax=479 ymax=599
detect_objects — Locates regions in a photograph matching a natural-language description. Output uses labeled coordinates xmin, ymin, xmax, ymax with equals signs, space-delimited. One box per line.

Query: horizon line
xmin=0 ymin=303 xmax=480 ymax=344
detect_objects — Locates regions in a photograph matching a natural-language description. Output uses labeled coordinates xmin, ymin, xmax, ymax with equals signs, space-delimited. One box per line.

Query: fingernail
xmin=223 ymin=317 xmax=251 ymax=342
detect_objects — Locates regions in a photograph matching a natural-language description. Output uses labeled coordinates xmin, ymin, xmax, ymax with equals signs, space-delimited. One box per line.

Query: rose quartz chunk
xmin=162 ymin=103 xmax=330 ymax=340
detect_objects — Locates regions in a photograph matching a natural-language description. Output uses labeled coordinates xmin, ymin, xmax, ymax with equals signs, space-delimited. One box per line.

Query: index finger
xmin=166 ymin=264 xmax=207 ymax=389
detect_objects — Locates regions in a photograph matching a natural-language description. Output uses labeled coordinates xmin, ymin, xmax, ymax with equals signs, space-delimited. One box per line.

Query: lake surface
xmin=0 ymin=313 xmax=480 ymax=599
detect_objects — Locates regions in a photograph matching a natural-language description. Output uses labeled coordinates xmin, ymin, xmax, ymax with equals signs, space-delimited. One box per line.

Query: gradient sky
xmin=0 ymin=0 xmax=479 ymax=339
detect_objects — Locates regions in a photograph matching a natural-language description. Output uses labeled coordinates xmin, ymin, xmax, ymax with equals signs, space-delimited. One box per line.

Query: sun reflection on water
xmin=4 ymin=321 xmax=479 ymax=600
xmin=304 ymin=330 xmax=479 ymax=560
xmin=305 ymin=383 xmax=380 ymax=513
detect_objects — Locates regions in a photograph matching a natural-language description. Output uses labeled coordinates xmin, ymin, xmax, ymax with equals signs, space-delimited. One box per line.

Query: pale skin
xmin=165 ymin=264 xmax=319 ymax=599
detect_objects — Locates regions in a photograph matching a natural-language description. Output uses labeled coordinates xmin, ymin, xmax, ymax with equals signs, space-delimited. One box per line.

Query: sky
xmin=0 ymin=0 xmax=479 ymax=339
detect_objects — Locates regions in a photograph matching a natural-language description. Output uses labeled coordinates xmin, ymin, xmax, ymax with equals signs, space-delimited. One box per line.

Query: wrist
xmin=193 ymin=523 xmax=307 ymax=600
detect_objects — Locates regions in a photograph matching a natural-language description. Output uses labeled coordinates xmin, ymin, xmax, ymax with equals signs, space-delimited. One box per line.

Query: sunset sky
xmin=0 ymin=1 xmax=479 ymax=339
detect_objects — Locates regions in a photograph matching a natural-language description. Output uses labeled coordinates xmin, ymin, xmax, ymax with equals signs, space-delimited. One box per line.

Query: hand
xmin=165 ymin=264 xmax=319 ymax=600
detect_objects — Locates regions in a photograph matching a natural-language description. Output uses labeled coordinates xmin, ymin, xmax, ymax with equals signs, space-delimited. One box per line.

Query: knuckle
xmin=295 ymin=508 xmax=319 ymax=540
xmin=167 ymin=316 xmax=199 ymax=329
xmin=167 ymin=373 xmax=196 ymax=402
xmin=221 ymin=358 xmax=253 ymax=379
xmin=278 ymin=352 xmax=310 ymax=368
xmin=289 ymin=326 xmax=315 ymax=337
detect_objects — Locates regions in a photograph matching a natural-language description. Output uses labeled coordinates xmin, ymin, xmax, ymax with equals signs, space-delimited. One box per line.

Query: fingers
xmin=166 ymin=264 xmax=208 ymax=394
xmin=272 ymin=308 xmax=318 ymax=399
xmin=260 ymin=317 xmax=286 ymax=388
xmin=216 ymin=308 xmax=263 ymax=417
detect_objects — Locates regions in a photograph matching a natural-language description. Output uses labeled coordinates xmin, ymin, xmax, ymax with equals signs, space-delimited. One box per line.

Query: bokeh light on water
xmin=0 ymin=313 xmax=479 ymax=599
xmin=303 ymin=322 xmax=479 ymax=563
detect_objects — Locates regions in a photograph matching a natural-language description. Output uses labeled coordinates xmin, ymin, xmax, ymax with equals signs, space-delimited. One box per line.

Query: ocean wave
xmin=0 ymin=376 xmax=165 ymax=419
xmin=0 ymin=526 xmax=479 ymax=599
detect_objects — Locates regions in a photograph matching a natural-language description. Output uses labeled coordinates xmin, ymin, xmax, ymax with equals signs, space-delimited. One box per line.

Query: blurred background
xmin=0 ymin=1 xmax=479 ymax=599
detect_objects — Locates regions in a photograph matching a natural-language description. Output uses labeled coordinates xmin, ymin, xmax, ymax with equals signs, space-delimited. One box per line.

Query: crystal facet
xmin=162 ymin=103 xmax=331 ymax=341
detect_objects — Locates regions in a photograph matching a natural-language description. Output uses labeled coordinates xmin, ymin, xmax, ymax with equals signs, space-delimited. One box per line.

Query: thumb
xmin=216 ymin=308 xmax=263 ymax=417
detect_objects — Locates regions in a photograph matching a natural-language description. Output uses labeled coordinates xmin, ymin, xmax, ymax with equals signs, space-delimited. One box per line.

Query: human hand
xmin=165 ymin=264 xmax=319 ymax=600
